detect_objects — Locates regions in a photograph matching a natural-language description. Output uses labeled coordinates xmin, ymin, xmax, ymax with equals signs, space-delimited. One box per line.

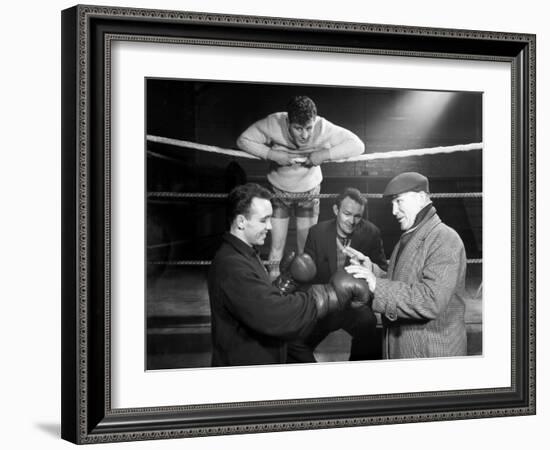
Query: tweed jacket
xmin=372 ymin=209 xmax=467 ymax=359
xmin=208 ymin=233 xmax=319 ymax=366
xmin=304 ymin=218 xmax=388 ymax=284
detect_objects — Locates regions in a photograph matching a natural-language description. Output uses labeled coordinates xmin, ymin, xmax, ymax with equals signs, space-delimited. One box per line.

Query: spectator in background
xmin=287 ymin=187 xmax=387 ymax=362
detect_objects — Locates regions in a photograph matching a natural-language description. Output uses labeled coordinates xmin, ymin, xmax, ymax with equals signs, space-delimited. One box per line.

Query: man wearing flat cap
xmin=344 ymin=172 xmax=467 ymax=359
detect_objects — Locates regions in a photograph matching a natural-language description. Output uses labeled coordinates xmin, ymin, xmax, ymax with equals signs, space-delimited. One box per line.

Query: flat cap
xmin=383 ymin=172 xmax=429 ymax=197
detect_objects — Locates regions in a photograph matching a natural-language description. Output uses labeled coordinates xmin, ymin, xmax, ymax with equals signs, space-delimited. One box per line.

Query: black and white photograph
xmin=146 ymin=79 xmax=483 ymax=370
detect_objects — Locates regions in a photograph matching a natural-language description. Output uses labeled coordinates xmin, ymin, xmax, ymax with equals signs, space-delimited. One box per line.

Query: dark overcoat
xmin=208 ymin=233 xmax=318 ymax=366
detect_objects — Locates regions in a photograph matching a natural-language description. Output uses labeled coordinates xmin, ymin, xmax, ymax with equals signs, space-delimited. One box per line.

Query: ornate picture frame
xmin=61 ymin=4 xmax=535 ymax=444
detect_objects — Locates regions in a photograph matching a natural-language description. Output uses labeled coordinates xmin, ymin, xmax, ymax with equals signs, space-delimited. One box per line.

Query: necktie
xmin=338 ymin=236 xmax=351 ymax=248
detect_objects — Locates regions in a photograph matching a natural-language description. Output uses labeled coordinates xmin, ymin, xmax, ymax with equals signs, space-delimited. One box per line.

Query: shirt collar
xmin=224 ymin=232 xmax=259 ymax=258
xmin=401 ymin=203 xmax=436 ymax=237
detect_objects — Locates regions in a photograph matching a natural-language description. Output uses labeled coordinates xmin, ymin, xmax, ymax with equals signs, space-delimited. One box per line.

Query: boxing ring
xmin=145 ymin=136 xmax=483 ymax=368
xmin=146 ymin=135 xmax=483 ymax=267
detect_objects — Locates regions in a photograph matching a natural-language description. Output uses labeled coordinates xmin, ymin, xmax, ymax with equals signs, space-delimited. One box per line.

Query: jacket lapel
xmin=387 ymin=244 xmax=399 ymax=279
xmin=392 ymin=213 xmax=441 ymax=277
xmin=327 ymin=220 xmax=338 ymax=276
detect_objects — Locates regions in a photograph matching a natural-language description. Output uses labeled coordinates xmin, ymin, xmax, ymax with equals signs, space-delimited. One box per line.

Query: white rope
xmin=149 ymin=258 xmax=483 ymax=265
xmin=147 ymin=134 xmax=483 ymax=162
xmin=147 ymin=135 xmax=258 ymax=160
xmin=148 ymin=191 xmax=482 ymax=199
xmin=345 ymin=143 xmax=482 ymax=162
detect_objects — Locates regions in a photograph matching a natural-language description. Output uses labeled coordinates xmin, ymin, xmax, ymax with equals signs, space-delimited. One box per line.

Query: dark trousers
xmin=287 ymin=306 xmax=381 ymax=363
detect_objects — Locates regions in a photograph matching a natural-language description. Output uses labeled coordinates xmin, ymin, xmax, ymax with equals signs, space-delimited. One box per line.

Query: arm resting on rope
xmin=321 ymin=119 xmax=365 ymax=161
xmin=236 ymin=115 xmax=287 ymax=161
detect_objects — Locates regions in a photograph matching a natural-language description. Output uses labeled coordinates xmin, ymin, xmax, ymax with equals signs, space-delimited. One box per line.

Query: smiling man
xmin=236 ymin=96 xmax=364 ymax=280
xmin=287 ymin=188 xmax=387 ymax=363
xmin=207 ymin=183 xmax=374 ymax=366
xmin=345 ymin=172 xmax=468 ymax=359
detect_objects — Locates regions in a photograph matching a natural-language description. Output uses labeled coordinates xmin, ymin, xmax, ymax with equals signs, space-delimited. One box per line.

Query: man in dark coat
xmin=208 ymin=183 xmax=373 ymax=366
xmin=287 ymin=187 xmax=387 ymax=362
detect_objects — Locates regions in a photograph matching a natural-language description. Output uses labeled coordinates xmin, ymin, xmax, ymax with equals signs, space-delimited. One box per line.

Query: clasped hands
xmin=269 ymin=145 xmax=328 ymax=166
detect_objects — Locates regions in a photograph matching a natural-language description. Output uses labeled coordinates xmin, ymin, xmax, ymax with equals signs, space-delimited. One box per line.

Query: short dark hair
xmin=286 ymin=96 xmax=317 ymax=125
xmin=227 ymin=183 xmax=272 ymax=225
xmin=335 ymin=187 xmax=366 ymax=209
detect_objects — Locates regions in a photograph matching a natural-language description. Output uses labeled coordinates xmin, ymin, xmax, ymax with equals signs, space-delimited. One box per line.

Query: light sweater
xmin=236 ymin=112 xmax=364 ymax=192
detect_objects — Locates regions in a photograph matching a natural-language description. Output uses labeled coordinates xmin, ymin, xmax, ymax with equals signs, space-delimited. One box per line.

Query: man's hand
xmin=342 ymin=245 xmax=371 ymax=267
xmin=343 ymin=246 xmax=384 ymax=276
xmin=305 ymin=149 xmax=330 ymax=166
xmin=268 ymin=149 xmax=294 ymax=166
xmin=345 ymin=264 xmax=377 ymax=292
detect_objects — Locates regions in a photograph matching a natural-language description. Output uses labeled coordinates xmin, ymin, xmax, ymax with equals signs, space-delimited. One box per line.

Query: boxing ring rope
xmin=148 ymin=192 xmax=482 ymax=199
xmin=147 ymin=134 xmax=483 ymax=162
xmin=147 ymin=135 xmax=483 ymax=267
xmin=149 ymin=258 xmax=483 ymax=266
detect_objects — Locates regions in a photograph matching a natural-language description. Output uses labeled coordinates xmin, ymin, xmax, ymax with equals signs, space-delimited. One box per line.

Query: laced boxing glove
xmin=273 ymin=251 xmax=317 ymax=294
xmin=308 ymin=269 xmax=372 ymax=319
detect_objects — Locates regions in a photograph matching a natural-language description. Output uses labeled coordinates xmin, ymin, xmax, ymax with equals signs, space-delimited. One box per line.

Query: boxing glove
xmin=330 ymin=269 xmax=372 ymax=307
xmin=308 ymin=269 xmax=372 ymax=318
xmin=273 ymin=251 xmax=317 ymax=294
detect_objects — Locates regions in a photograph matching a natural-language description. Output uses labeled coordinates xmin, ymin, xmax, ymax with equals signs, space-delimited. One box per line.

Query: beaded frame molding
xmin=61 ymin=4 xmax=536 ymax=444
